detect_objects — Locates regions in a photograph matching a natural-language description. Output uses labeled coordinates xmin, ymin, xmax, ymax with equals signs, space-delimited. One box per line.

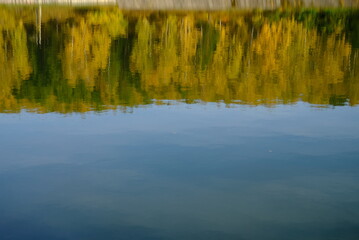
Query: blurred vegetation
xmin=0 ymin=6 xmax=358 ymax=113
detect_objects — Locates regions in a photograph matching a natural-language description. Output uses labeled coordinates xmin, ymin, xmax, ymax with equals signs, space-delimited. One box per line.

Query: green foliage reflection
xmin=0 ymin=6 xmax=358 ymax=113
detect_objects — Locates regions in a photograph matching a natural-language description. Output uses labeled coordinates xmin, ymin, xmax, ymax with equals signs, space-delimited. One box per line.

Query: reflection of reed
xmin=0 ymin=0 xmax=358 ymax=8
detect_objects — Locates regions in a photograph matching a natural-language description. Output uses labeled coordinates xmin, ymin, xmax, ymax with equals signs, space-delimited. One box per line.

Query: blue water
xmin=1 ymin=103 xmax=359 ymax=239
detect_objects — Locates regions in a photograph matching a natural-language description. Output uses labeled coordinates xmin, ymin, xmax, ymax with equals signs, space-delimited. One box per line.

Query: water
xmin=0 ymin=6 xmax=359 ymax=240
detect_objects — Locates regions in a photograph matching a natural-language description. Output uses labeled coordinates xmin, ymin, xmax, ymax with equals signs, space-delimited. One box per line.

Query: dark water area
xmin=0 ymin=6 xmax=359 ymax=240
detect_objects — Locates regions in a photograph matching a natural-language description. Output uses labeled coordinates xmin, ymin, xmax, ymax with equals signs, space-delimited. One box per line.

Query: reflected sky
xmin=1 ymin=103 xmax=359 ymax=239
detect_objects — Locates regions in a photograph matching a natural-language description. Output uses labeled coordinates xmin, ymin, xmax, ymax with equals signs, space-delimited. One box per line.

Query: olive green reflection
xmin=0 ymin=6 xmax=359 ymax=113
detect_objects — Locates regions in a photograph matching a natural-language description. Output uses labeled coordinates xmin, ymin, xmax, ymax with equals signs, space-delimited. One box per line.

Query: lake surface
xmin=0 ymin=6 xmax=359 ymax=240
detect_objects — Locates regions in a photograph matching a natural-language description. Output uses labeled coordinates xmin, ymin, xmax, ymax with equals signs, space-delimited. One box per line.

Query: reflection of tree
xmin=129 ymin=12 xmax=358 ymax=107
xmin=0 ymin=7 xmax=358 ymax=113
xmin=244 ymin=18 xmax=352 ymax=105
xmin=133 ymin=11 xmax=357 ymax=107
xmin=62 ymin=10 xmax=127 ymax=88
xmin=0 ymin=8 xmax=32 ymax=112
xmin=130 ymin=17 xmax=156 ymax=87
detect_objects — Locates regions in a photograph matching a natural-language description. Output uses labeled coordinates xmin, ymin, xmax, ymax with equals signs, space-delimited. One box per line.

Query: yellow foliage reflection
xmin=0 ymin=7 xmax=358 ymax=113
xmin=62 ymin=10 xmax=127 ymax=88
xmin=0 ymin=8 xmax=32 ymax=112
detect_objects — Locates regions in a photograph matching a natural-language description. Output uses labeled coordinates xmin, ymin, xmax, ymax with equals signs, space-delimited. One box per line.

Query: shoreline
xmin=0 ymin=0 xmax=358 ymax=10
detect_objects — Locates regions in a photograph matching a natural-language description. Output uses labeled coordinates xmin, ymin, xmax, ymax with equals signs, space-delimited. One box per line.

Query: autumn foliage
xmin=0 ymin=6 xmax=358 ymax=113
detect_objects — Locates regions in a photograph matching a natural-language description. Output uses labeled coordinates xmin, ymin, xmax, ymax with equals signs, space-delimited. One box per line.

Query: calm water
xmin=1 ymin=6 xmax=359 ymax=240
